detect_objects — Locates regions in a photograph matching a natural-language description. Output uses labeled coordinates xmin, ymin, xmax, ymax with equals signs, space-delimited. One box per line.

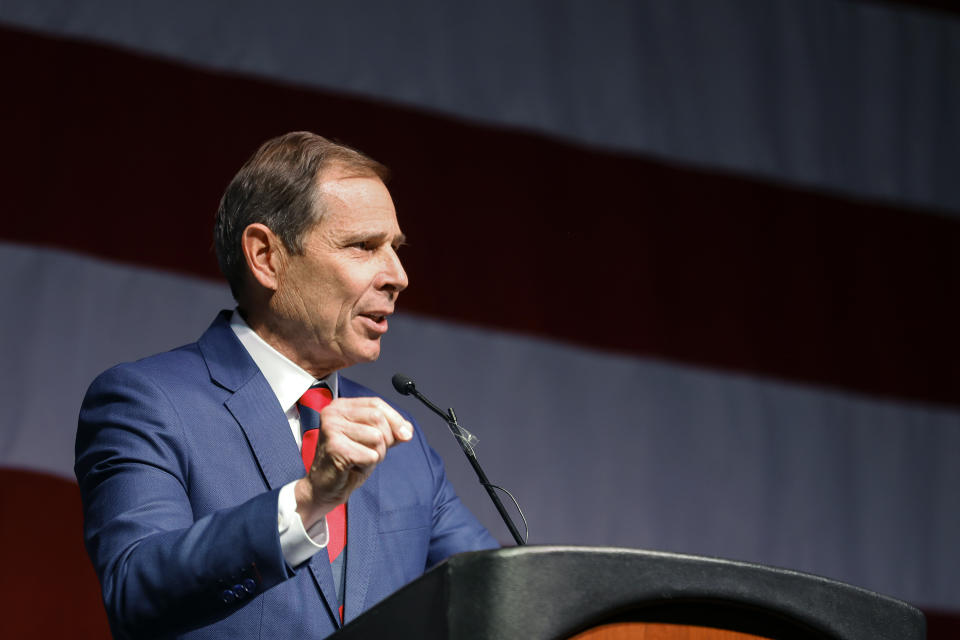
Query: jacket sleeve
xmin=75 ymin=364 xmax=291 ymax=639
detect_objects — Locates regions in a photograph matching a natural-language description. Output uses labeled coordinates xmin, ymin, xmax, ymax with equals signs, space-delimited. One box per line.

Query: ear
xmin=241 ymin=223 xmax=286 ymax=292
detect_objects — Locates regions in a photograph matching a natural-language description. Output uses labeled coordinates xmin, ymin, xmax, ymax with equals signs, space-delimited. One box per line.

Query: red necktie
xmin=297 ymin=384 xmax=346 ymax=620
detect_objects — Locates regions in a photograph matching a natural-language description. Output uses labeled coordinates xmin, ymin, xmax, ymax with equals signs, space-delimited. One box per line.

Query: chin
xmin=348 ymin=342 xmax=381 ymax=365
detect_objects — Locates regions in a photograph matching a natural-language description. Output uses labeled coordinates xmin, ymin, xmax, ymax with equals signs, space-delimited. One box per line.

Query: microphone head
xmin=392 ymin=372 xmax=416 ymax=396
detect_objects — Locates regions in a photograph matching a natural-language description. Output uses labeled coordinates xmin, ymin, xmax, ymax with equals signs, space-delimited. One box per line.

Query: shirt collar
xmin=229 ymin=309 xmax=339 ymax=413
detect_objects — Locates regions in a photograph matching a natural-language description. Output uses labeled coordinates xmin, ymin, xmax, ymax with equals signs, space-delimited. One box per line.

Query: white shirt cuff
xmin=278 ymin=480 xmax=328 ymax=567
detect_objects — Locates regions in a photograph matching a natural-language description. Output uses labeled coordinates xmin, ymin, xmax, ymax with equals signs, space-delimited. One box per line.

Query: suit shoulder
xmin=88 ymin=341 xmax=206 ymax=391
xmin=86 ymin=310 xmax=243 ymax=394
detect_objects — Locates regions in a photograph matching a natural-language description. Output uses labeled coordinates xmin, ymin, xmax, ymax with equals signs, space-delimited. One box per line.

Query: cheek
xmin=328 ymin=287 xmax=364 ymax=327
xmin=273 ymin=284 xmax=305 ymax=320
xmin=339 ymin=274 xmax=377 ymax=310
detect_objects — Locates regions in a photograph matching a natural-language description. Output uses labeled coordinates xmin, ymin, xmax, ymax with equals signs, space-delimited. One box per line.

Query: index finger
xmin=338 ymin=396 xmax=414 ymax=442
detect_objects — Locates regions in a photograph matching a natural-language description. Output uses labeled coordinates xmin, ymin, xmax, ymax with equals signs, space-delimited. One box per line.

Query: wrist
xmin=294 ymin=477 xmax=336 ymax=530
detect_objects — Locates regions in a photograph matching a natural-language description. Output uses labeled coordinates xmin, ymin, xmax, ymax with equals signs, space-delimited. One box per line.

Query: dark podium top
xmin=333 ymin=546 xmax=924 ymax=640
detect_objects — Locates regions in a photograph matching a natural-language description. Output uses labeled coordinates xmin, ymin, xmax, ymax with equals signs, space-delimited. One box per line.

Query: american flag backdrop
xmin=0 ymin=1 xmax=958 ymax=637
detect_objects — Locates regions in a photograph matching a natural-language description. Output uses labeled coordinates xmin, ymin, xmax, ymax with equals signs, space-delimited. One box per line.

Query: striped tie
xmin=297 ymin=383 xmax=346 ymax=620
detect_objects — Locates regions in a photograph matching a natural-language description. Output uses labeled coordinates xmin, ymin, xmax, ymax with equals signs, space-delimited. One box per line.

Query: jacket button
xmin=241 ymin=578 xmax=256 ymax=593
xmin=221 ymin=589 xmax=237 ymax=604
xmin=231 ymin=585 xmax=247 ymax=600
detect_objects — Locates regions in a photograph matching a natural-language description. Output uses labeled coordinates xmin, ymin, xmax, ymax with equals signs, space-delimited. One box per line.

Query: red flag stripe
xmin=2 ymin=25 xmax=956 ymax=407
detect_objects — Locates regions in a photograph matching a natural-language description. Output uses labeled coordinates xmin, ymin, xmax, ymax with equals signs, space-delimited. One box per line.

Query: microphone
xmin=392 ymin=372 xmax=527 ymax=546
xmin=391 ymin=372 xmax=417 ymax=396
xmin=392 ymin=374 xmax=463 ymax=432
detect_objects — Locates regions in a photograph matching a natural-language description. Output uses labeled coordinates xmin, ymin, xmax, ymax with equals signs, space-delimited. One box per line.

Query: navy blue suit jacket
xmin=76 ymin=311 xmax=497 ymax=639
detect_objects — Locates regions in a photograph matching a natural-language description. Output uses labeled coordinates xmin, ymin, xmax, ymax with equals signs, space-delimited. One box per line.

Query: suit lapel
xmin=200 ymin=311 xmax=304 ymax=491
xmin=228 ymin=384 xmax=343 ymax=628
xmin=339 ymin=377 xmax=382 ymax=622
xmin=343 ymin=466 xmax=380 ymax=622
xmin=307 ymin=549 xmax=342 ymax=629
xmin=224 ymin=377 xmax=303 ymax=490
xmin=199 ymin=312 xmax=342 ymax=626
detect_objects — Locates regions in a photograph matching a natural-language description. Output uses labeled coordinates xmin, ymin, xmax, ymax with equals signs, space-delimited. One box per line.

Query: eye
xmin=349 ymin=240 xmax=374 ymax=251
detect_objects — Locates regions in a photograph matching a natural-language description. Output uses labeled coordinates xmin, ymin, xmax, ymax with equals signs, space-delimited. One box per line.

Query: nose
xmin=381 ymin=246 xmax=408 ymax=294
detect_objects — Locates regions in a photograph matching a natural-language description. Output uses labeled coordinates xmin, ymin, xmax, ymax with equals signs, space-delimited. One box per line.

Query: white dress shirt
xmin=229 ymin=310 xmax=333 ymax=567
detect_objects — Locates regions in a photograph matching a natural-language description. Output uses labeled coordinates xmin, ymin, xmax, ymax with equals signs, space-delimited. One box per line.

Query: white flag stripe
xmin=0 ymin=243 xmax=234 ymax=479
xmin=0 ymin=0 xmax=957 ymax=214
xmin=2 ymin=241 xmax=957 ymax=611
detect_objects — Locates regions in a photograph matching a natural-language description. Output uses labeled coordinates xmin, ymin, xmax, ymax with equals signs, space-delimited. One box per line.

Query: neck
xmin=238 ymin=306 xmax=343 ymax=379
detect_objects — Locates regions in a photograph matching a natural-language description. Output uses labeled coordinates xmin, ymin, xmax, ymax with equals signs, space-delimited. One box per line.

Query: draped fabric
xmin=0 ymin=1 xmax=957 ymax=637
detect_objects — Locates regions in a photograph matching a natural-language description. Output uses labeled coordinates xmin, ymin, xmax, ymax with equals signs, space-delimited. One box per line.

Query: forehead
xmin=314 ymin=174 xmax=400 ymax=233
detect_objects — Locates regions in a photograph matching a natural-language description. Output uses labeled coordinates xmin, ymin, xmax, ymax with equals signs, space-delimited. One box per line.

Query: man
xmin=75 ymin=132 xmax=498 ymax=639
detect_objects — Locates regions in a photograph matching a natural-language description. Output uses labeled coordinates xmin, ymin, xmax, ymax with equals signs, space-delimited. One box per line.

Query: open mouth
xmin=358 ymin=312 xmax=390 ymax=334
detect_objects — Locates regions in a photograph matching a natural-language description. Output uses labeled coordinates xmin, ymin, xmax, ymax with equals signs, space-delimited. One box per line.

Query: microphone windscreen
xmin=392 ymin=373 xmax=415 ymax=395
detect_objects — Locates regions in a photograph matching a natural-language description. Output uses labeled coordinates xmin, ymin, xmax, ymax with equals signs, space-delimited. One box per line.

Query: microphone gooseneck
xmin=391 ymin=372 xmax=527 ymax=546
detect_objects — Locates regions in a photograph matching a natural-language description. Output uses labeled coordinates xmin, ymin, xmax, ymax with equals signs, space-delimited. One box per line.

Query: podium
xmin=333 ymin=546 xmax=924 ymax=639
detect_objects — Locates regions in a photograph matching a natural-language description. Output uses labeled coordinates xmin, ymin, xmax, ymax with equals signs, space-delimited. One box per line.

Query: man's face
xmin=272 ymin=172 xmax=408 ymax=376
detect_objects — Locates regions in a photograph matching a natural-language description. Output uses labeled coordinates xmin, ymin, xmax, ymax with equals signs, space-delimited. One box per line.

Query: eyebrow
xmin=343 ymin=231 xmax=407 ymax=247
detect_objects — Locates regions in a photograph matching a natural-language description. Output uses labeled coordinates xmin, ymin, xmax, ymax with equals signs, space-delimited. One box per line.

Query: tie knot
xmin=298 ymin=384 xmax=333 ymax=413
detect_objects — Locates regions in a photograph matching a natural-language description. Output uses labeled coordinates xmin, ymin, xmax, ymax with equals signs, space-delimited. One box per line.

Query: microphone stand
xmin=396 ymin=377 xmax=526 ymax=546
